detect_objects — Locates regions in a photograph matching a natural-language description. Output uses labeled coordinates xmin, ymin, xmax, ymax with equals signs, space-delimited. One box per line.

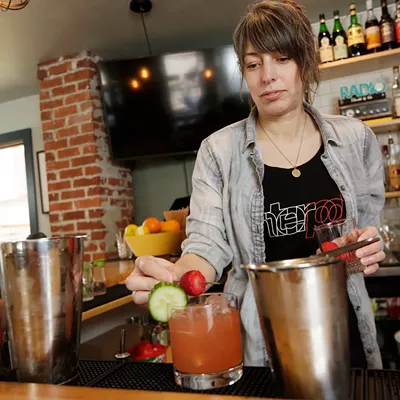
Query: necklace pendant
xmin=292 ymin=168 xmax=301 ymax=178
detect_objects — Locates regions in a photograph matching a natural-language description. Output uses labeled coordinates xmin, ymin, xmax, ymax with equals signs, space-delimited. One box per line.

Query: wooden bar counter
xmin=0 ymin=383 xmax=278 ymax=400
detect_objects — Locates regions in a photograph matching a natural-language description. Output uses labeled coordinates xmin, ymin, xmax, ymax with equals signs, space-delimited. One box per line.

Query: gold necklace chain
xmin=258 ymin=113 xmax=307 ymax=178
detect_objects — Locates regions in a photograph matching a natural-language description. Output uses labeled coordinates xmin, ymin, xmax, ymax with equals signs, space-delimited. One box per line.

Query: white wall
xmin=0 ymin=95 xmax=50 ymax=236
xmin=132 ymin=156 xmax=195 ymax=225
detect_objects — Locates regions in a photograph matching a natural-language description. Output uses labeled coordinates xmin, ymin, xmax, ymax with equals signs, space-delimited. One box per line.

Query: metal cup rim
xmin=313 ymin=217 xmax=355 ymax=233
xmin=0 ymin=235 xmax=87 ymax=245
xmin=241 ymin=255 xmax=343 ymax=272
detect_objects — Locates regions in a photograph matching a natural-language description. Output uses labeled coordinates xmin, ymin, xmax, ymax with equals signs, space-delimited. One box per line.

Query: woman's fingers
xmin=355 ymin=240 xmax=383 ymax=259
xmin=132 ymin=290 xmax=150 ymax=305
xmin=360 ymin=250 xmax=386 ymax=267
xmin=126 ymin=256 xmax=179 ymax=306
xmin=357 ymin=226 xmax=378 ymax=242
xmin=364 ymin=263 xmax=380 ymax=275
xmin=126 ymin=275 xmax=159 ymax=292
xmin=134 ymin=256 xmax=174 ymax=283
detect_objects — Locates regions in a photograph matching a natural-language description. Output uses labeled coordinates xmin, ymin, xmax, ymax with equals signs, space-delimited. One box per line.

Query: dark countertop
xmin=82 ymin=285 xmax=131 ymax=313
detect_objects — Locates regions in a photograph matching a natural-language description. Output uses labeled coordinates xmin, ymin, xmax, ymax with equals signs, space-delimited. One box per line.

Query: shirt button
xmin=322 ymin=154 xmax=328 ymax=159
xmin=367 ymin=348 xmax=373 ymax=354
xmin=356 ymin=306 xmax=361 ymax=311
xmin=340 ymin=185 xmax=346 ymax=191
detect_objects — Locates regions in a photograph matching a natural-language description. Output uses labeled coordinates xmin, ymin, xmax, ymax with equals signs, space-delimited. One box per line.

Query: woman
xmin=126 ymin=0 xmax=385 ymax=368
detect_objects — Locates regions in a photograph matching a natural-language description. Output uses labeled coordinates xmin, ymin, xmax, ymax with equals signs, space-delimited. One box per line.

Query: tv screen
xmin=98 ymin=45 xmax=250 ymax=162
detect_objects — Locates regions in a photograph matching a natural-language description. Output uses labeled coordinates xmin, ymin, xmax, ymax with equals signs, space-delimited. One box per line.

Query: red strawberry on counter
xmin=179 ymin=270 xmax=207 ymax=296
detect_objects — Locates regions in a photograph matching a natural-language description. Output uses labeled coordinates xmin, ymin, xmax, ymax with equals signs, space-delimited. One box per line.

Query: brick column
xmin=38 ymin=51 xmax=134 ymax=261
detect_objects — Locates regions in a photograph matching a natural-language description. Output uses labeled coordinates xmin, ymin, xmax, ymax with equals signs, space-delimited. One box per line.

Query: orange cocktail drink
xmin=168 ymin=293 xmax=243 ymax=390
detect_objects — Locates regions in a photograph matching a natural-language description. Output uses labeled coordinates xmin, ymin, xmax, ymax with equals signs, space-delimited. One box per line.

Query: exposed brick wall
xmin=38 ymin=51 xmax=134 ymax=261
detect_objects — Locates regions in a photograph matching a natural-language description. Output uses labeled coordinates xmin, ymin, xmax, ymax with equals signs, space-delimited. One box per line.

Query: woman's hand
xmin=125 ymin=256 xmax=187 ymax=305
xmin=354 ymin=226 xmax=385 ymax=275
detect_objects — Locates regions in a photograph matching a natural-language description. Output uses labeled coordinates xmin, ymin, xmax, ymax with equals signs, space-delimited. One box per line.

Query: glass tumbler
xmin=314 ymin=218 xmax=365 ymax=274
xmin=168 ymin=293 xmax=243 ymax=390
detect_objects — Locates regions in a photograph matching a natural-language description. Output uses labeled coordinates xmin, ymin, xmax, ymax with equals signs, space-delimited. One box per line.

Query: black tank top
xmin=263 ymin=144 xmax=344 ymax=261
xmin=262 ymin=144 xmax=366 ymax=368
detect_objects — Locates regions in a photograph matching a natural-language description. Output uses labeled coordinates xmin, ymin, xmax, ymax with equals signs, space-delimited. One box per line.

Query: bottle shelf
xmin=365 ymin=117 xmax=400 ymax=133
xmin=385 ymin=191 xmax=400 ymax=199
xmin=319 ymin=48 xmax=400 ymax=81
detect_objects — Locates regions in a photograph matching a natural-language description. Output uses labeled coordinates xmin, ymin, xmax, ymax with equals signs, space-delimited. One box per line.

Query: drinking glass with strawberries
xmin=147 ymin=270 xmax=243 ymax=390
xmin=314 ymin=218 xmax=367 ymax=275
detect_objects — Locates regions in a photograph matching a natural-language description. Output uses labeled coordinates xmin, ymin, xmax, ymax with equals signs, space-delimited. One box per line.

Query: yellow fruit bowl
xmin=124 ymin=231 xmax=185 ymax=257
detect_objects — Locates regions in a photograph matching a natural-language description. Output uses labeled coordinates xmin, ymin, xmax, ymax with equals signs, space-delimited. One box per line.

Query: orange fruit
xmin=143 ymin=217 xmax=162 ymax=233
xmin=161 ymin=219 xmax=180 ymax=232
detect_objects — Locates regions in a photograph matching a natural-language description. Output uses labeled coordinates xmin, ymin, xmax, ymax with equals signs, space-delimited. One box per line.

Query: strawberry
xmin=321 ymin=241 xmax=351 ymax=263
xmin=321 ymin=241 xmax=339 ymax=252
xmin=337 ymin=253 xmax=352 ymax=263
xmin=179 ymin=270 xmax=207 ymax=296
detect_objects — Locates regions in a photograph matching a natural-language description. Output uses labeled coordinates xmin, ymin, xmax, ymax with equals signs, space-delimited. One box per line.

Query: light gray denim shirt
xmin=182 ymin=102 xmax=385 ymax=369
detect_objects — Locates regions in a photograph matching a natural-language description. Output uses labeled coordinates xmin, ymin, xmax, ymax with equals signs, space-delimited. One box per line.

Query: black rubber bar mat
xmin=72 ymin=360 xmax=121 ymax=387
xmin=73 ymin=361 xmax=400 ymax=399
xmin=352 ymin=369 xmax=364 ymax=400
xmin=92 ymin=362 xmax=277 ymax=398
xmin=366 ymin=369 xmax=400 ymax=400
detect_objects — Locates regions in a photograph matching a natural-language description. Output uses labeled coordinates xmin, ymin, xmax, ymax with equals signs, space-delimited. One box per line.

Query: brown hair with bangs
xmin=233 ymin=0 xmax=320 ymax=93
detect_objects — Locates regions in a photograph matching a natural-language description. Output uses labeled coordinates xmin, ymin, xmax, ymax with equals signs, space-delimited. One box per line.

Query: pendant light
xmin=130 ymin=0 xmax=153 ymax=55
xmin=0 ymin=0 xmax=30 ymax=11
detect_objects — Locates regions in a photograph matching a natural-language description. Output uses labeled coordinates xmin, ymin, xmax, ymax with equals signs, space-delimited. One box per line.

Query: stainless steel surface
xmin=0 ymin=237 xmax=84 ymax=384
xmin=320 ymin=237 xmax=380 ymax=258
xmin=242 ymin=256 xmax=350 ymax=400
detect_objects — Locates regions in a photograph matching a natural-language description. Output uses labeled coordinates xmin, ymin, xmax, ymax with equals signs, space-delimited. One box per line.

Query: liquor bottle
xmin=347 ymin=4 xmax=366 ymax=57
xmin=365 ymin=0 xmax=382 ymax=53
xmin=388 ymin=140 xmax=400 ymax=190
xmin=332 ymin=10 xmax=349 ymax=60
xmin=392 ymin=66 xmax=400 ymax=117
xmin=318 ymin=14 xmax=334 ymax=63
xmin=395 ymin=1 xmax=400 ymax=45
xmin=380 ymin=0 xmax=396 ymax=50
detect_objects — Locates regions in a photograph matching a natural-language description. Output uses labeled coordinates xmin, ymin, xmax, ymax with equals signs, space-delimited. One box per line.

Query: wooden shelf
xmin=319 ymin=48 xmax=400 ymax=81
xmin=365 ymin=118 xmax=400 ymax=133
xmin=386 ymin=191 xmax=400 ymax=199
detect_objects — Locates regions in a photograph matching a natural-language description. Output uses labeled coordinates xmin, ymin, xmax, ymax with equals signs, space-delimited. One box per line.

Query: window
xmin=0 ymin=129 xmax=38 ymax=242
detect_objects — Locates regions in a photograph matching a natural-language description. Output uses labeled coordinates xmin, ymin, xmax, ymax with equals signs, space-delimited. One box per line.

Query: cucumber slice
xmin=148 ymin=282 xmax=188 ymax=323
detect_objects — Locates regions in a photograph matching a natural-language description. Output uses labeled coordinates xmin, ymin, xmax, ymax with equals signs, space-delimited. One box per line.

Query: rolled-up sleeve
xmin=360 ymin=124 xmax=385 ymax=228
xmin=181 ymin=139 xmax=233 ymax=280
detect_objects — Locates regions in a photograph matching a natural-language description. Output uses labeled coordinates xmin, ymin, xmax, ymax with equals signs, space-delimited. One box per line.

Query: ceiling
xmin=0 ymin=0 xmax=387 ymax=104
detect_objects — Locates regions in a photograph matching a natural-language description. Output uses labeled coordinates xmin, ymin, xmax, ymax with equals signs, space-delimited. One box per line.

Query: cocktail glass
xmin=314 ymin=218 xmax=365 ymax=274
xmin=168 ymin=292 xmax=243 ymax=390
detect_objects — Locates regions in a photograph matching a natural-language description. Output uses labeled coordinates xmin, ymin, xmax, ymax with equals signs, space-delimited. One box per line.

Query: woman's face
xmin=243 ymin=41 xmax=304 ymax=118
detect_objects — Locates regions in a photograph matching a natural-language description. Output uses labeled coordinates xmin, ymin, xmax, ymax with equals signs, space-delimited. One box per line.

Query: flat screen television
xmin=98 ymin=45 xmax=250 ymax=163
